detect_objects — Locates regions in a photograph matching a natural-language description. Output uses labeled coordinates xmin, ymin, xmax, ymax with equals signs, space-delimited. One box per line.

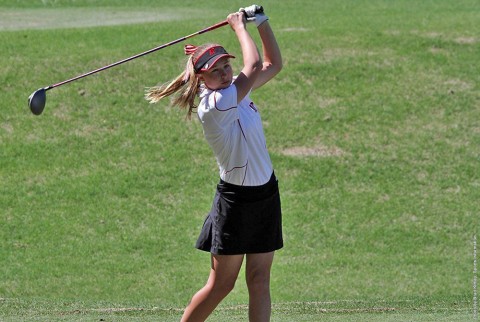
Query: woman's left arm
xmin=252 ymin=20 xmax=283 ymax=90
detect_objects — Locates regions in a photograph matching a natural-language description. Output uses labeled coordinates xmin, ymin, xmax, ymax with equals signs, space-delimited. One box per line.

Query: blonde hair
xmin=145 ymin=43 xmax=216 ymax=119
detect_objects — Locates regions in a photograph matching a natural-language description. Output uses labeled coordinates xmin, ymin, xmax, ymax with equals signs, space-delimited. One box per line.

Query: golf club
xmin=28 ymin=19 xmax=231 ymax=115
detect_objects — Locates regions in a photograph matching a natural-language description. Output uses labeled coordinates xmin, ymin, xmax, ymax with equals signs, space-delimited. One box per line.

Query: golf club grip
xmin=50 ymin=20 xmax=229 ymax=89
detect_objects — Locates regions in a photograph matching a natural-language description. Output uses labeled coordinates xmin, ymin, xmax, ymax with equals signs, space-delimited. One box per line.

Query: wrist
xmin=234 ymin=24 xmax=248 ymax=34
xmin=254 ymin=14 xmax=269 ymax=28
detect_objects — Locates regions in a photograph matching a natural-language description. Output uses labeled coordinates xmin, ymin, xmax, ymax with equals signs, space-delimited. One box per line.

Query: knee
xmin=208 ymin=278 xmax=236 ymax=299
xmin=246 ymin=271 xmax=270 ymax=294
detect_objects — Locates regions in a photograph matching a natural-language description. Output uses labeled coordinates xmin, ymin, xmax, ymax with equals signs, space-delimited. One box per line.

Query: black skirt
xmin=195 ymin=172 xmax=283 ymax=255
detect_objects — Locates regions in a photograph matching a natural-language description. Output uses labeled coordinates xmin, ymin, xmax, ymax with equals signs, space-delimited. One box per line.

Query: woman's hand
xmin=227 ymin=12 xmax=247 ymax=32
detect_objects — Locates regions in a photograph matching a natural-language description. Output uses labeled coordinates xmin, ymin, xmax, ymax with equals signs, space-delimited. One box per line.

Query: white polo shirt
xmin=197 ymin=83 xmax=273 ymax=186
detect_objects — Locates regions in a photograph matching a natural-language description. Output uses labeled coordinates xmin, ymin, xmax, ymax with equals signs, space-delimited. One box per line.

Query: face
xmin=198 ymin=57 xmax=233 ymax=90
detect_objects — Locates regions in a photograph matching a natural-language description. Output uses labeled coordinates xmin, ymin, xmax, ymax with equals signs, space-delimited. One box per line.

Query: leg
xmin=181 ymin=254 xmax=244 ymax=322
xmin=245 ymin=252 xmax=275 ymax=322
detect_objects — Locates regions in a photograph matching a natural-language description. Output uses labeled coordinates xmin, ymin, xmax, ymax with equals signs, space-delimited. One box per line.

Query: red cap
xmin=193 ymin=45 xmax=235 ymax=73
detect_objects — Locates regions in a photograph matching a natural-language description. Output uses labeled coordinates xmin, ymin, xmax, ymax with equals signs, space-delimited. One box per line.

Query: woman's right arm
xmin=228 ymin=12 xmax=262 ymax=104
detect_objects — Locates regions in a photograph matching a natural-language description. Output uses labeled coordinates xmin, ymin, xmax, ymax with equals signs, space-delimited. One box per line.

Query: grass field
xmin=1 ymin=0 xmax=479 ymax=321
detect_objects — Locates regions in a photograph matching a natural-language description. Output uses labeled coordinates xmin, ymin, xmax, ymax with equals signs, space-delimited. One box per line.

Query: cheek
xmin=208 ymin=73 xmax=223 ymax=85
xmin=201 ymin=74 xmax=221 ymax=90
xmin=203 ymin=75 xmax=215 ymax=85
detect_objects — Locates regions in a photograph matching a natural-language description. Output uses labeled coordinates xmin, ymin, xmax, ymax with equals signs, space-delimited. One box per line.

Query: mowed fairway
xmin=1 ymin=0 xmax=478 ymax=321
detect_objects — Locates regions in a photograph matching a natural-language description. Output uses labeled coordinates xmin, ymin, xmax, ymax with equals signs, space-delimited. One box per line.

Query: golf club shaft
xmin=46 ymin=20 xmax=229 ymax=91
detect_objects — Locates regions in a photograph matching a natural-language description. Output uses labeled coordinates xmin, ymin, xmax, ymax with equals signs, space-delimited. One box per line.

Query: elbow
xmin=250 ymin=54 xmax=263 ymax=70
xmin=253 ymin=60 xmax=263 ymax=72
xmin=276 ymin=54 xmax=283 ymax=72
xmin=246 ymin=60 xmax=263 ymax=75
xmin=266 ymin=59 xmax=283 ymax=77
xmin=276 ymin=59 xmax=283 ymax=74
xmin=268 ymin=55 xmax=283 ymax=76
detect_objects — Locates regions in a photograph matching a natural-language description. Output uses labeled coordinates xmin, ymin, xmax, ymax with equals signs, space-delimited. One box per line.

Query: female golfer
xmin=145 ymin=6 xmax=282 ymax=321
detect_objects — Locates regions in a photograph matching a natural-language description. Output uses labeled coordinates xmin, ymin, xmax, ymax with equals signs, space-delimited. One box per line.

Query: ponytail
xmin=145 ymin=44 xmax=203 ymax=119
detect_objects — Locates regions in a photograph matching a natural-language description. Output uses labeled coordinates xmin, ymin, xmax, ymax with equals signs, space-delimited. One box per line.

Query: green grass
xmin=0 ymin=297 xmax=473 ymax=321
xmin=1 ymin=0 xmax=479 ymax=320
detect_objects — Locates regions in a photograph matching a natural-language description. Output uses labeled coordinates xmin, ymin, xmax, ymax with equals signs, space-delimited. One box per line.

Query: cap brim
xmin=200 ymin=54 xmax=235 ymax=72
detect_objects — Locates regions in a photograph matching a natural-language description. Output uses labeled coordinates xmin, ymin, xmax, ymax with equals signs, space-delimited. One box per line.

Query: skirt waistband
xmin=217 ymin=171 xmax=278 ymax=202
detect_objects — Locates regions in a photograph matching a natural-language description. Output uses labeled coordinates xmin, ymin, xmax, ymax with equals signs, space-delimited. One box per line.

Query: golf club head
xmin=28 ymin=88 xmax=46 ymax=115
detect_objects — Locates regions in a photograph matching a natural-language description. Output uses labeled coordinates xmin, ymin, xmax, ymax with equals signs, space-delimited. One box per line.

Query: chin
xmin=214 ymin=83 xmax=230 ymax=90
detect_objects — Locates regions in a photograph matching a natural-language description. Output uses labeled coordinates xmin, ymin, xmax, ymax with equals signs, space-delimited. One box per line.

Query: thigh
xmin=207 ymin=254 xmax=245 ymax=286
xmin=245 ymin=252 xmax=275 ymax=280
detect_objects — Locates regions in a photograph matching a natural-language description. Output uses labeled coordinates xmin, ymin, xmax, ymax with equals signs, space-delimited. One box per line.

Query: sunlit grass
xmin=1 ymin=0 xmax=478 ymax=320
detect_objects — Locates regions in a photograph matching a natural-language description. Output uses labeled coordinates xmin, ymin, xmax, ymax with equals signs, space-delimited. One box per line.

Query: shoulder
xmin=199 ymin=84 xmax=238 ymax=112
xmin=197 ymin=84 xmax=241 ymax=127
